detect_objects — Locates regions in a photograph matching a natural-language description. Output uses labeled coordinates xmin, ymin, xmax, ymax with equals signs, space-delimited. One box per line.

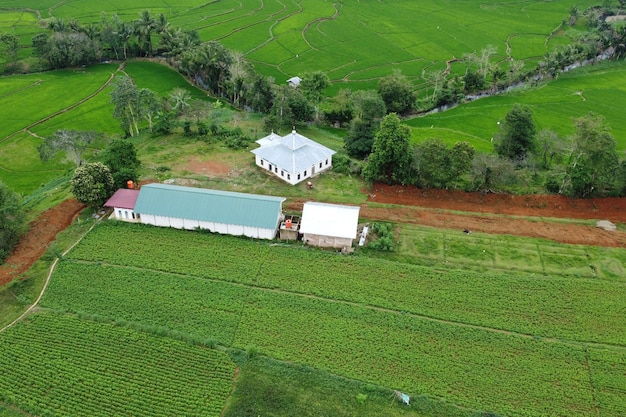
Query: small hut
xmin=299 ymin=202 xmax=360 ymax=249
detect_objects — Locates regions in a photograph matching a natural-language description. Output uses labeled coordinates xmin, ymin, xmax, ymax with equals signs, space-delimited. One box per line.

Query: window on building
xmin=118 ymin=210 xmax=122 ymax=217
xmin=304 ymin=170 xmax=307 ymax=176
xmin=287 ymin=174 xmax=291 ymax=180
xmin=260 ymin=160 xmax=264 ymax=166
xmin=326 ymin=159 xmax=329 ymax=165
xmin=275 ymin=167 xmax=278 ymax=173
xmin=281 ymin=170 xmax=284 ymax=177
xmin=319 ymin=162 xmax=322 ymax=168
xmin=297 ymin=174 xmax=301 ymax=180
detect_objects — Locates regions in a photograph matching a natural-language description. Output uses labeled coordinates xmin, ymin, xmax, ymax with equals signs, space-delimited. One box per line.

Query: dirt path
xmin=0 ymin=199 xmax=85 ymax=286
xmin=287 ymin=184 xmax=626 ymax=248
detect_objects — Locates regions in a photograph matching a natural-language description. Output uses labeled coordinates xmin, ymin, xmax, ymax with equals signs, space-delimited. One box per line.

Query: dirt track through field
xmin=288 ymin=184 xmax=626 ymax=248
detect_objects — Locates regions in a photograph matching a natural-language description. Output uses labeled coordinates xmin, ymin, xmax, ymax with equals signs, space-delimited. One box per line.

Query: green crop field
xmin=0 ymin=313 xmax=235 ymax=417
xmin=8 ymin=220 xmax=618 ymax=416
xmin=0 ymin=0 xmax=599 ymax=84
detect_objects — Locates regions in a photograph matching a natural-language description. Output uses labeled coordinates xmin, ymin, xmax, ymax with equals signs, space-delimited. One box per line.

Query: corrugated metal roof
xmin=134 ymin=183 xmax=285 ymax=229
xmin=299 ymin=202 xmax=360 ymax=239
xmin=251 ymin=130 xmax=335 ymax=173
xmin=104 ymin=189 xmax=140 ymax=209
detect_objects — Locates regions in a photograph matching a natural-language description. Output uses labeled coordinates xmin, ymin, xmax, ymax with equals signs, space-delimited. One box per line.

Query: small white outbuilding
xmin=104 ymin=189 xmax=140 ymax=222
xmin=299 ymin=201 xmax=360 ymax=249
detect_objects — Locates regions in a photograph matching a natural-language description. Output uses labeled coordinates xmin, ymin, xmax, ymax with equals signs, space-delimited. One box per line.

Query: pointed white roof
xmin=251 ymin=130 xmax=336 ymax=173
xmin=255 ymin=131 xmax=282 ymax=147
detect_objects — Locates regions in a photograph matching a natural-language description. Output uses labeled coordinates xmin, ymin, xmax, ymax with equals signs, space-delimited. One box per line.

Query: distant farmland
xmin=1 ymin=0 xmax=599 ymax=87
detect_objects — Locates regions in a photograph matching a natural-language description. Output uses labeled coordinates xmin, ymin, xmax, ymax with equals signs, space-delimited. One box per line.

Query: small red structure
xmin=127 ymin=180 xmax=135 ymax=189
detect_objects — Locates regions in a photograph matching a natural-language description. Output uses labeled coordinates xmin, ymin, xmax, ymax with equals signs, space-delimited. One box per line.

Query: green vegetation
xmin=15 ymin=221 xmax=622 ymax=416
xmin=1 ymin=1 xmax=626 ymax=416
xmin=0 ymin=313 xmax=235 ymax=417
xmin=407 ymin=62 xmax=626 ymax=151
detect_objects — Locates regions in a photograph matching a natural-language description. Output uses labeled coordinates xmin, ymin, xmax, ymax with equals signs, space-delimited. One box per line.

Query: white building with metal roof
xmin=251 ymin=130 xmax=336 ymax=185
xmin=133 ymin=183 xmax=286 ymax=239
xmin=299 ymin=201 xmax=360 ymax=249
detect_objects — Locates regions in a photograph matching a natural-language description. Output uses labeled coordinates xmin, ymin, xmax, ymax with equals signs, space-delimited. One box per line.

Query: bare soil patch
xmin=367 ymin=184 xmax=626 ymax=222
xmin=182 ymin=156 xmax=232 ymax=177
xmin=287 ymin=184 xmax=626 ymax=248
xmin=0 ymin=199 xmax=85 ymax=286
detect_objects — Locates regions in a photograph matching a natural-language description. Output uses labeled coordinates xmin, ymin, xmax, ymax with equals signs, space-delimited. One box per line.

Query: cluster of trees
xmin=362 ymin=106 xmax=626 ymax=198
xmin=362 ymin=113 xmax=476 ymax=189
xmin=493 ymin=105 xmax=626 ymax=198
xmin=69 ymin=138 xmax=142 ymax=207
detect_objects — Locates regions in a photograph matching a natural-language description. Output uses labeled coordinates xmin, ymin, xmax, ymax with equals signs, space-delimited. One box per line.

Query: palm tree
xmin=134 ymin=10 xmax=156 ymax=57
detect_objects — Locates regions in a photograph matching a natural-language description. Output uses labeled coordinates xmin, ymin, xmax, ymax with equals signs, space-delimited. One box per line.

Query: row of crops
xmin=64 ymin=222 xmax=626 ymax=345
xmin=0 ymin=313 xmax=235 ymax=417
xmin=37 ymin=258 xmax=618 ymax=416
xmin=23 ymin=221 xmax=622 ymax=416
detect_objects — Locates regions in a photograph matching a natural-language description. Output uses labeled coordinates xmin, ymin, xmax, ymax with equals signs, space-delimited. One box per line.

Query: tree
xmin=414 ymin=139 xmax=475 ymax=189
xmin=323 ymin=88 xmax=354 ymax=127
xmin=450 ymin=141 xmax=476 ymax=182
xmin=0 ymin=181 xmax=27 ymax=263
xmin=138 ymin=88 xmax=162 ymax=132
xmin=494 ymin=104 xmax=537 ymax=162
xmin=100 ymin=139 xmax=141 ymax=189
xmin=414 ymin=138 xmax=451 ymax=188
xmin=38 ymin=129 xmax=100 ymax=166
xmin=111 ymin=75 xmax=141 ymax=136
xmin=0 ymin=32 xmax=19 ymax=62
xmin=70 ymin=162 xmax=115 ymax=206
xmin=377 ymin=70 xmax=415 ymax=115
xmin=470 ymin=154 xmax=516 ymax=192
xmin=536 ymin=129 xmax=567 ymax=169
xmin=226 ymin=52 xmax=249 ymax=107
xmin=168 ymin=87 xmax=191 ymax=116
xmin=351 ymin=90 xmax=386 ymax=121
xmin=270 ymin=85 xmax=313 ymax=126
xmin=362 ymin=113 xmax=413 ymax=184
xmin=299 ymin=71 xmax=330 ymax=122
xmin=245 ymin=73 xmax=274 ymax=113
xmin=563 ymin=113 xmax=621 ymax=197
xmin=41 ymin=31 xmax=102 ymax=68
xmin=344 ymin=118 xmax=379 ymax=159
xmin=134 ymin=10 xmax=156 ymax=57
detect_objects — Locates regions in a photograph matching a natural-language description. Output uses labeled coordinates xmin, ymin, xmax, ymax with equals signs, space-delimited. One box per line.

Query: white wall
xmin=138 ymin=215 xmax=279 ymax=239
xmin=113 ymin=207 xmax=138 ymax=221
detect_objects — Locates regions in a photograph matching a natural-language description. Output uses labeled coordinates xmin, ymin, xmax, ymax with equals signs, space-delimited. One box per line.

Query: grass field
xmin=407 ymin=61 xmax=626 ymax=150
xmin=0 ymin=220 xmax=616 ymax=416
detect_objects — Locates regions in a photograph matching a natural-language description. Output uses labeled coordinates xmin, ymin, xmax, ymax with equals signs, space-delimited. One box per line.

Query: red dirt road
xmin=288 ymin=184 xmax=626 ymax=249
xmin=0 ymin=199 xmax=85 ymax=286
